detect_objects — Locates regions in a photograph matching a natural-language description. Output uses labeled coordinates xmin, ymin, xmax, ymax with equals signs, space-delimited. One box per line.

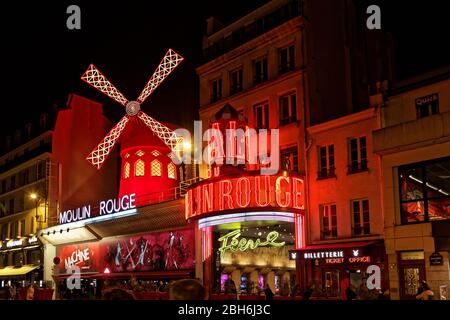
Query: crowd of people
xmin=1 ymin=283 xmax=40 ymax=300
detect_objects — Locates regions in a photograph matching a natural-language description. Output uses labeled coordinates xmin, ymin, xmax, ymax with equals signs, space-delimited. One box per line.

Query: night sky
xmin=1 ymin=0 xmax=449 ymax=136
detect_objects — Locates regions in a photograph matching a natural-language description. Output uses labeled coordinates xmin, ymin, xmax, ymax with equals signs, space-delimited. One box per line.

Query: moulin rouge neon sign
xmin=185 ymin=175 xmax=304 ymax=220
xmin=218 ymin=229 xmax=285 ymax=257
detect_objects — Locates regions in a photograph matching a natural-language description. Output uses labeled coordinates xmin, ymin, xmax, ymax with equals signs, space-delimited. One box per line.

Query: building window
xmin=151 ymin=160 xmax=162 ymax=177
xmin=135 ymin=150 xmax=145 ymax=157
xmin=279 ymin=92 xmax=297 ymax=125
xmin=20 ymin=219 xmax=25 ymax=236
xmin=278 ymin=44 xmax=295 ymax=74
xmin=254 ymin=57 xmax=268 ymax=84
xmin=168 ymin=163 xmax=176 ymax=179
xmin=9 ymin=198 xmax=14 ymax=214
xmin=415 ymin=93 xmax=439 ymax=119
xmin=37 ymin=161 xmax=46 ymax=180
xmin=11 ymin=221 xmax=19 ymax=238
xmin=10 ymin=175 xmax=15 ymax=190
xmin=124 ymin=153 xmax=130 ymax=159
xmin=0 ymin=201 xmax=6 ymax=217
xmin=1 ymin=223 xmax=8 ymax=239
xmin=352 ymin=199 xmax=370 ymax=236
xmin=399 ymin=157 xmax=450 ymax=223
xmin=210 ymin=78 xmax=222 ymax=103
xmin=123 ymin=162 xmax=130 ymax=179
xmin=230 ymin=68 xmax=243 ymax=95
xmin=348 ymin=136 xmax=368 ymax=174
xmin=318 ymin=145 xmax=335 ymax=179
xmin=281 ymin=146 xmax=298 ymax=172
xmin=21 ymin=170 xmax=29 ymax=186
xmin=320 ymin=204 xmax=337 ymax=239
xmin=135 ymin=160 xmax=145 ymax=177
xmin=254 ymin=101 xmax=269 ymax=129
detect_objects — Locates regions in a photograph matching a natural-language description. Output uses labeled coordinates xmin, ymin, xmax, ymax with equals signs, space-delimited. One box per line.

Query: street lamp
xmin=29 ymin=193 xmax=47 ymax=223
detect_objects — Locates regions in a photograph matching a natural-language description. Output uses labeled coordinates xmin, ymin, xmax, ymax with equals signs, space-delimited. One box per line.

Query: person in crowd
xmin=26 ymin=284 xmax=35 ymax=300
xmin=224 ymin=278 xmax=237 ymax=294
xmin=416 ymin=281 xmax=434 ymax=300
xmin=290 ymin=283 xmax=299 ymax=297
xmin=169 ymin=279 xmax=205 ymax=300
xmin=264 ymin=283 xmax=274 ymax=300
xmin=345 ymin=285 xmax=357 ymax=300
xmin=377 ymin=288 xmax=390 ymax=300
xmin=357 ymin=283 xmax=370 ymax=300
xmin=303 ymin=284 xmax=314 ymax=300
xmin=9 ymin=283 xmax=16 ymax=300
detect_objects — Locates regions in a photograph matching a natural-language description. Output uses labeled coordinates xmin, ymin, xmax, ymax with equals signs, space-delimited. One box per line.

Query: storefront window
xmin=27 ymin=249 xmax=42 ymax=265
xmin=212 ymin=222 xmax=295 ymax=296
xmin=399 ymin=157 xmax=450 ymax=223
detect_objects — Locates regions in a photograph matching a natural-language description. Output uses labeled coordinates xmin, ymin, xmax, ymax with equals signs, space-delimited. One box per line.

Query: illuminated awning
xmin=39 ymin=226 xmax=99 ymax=246
xmin=0 ymin=265 xmax=40 ymax=277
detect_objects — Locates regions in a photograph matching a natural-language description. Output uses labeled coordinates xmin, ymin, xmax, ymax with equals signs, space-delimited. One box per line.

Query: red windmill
xmin=81 ymin=49 xmax=185 ymax=205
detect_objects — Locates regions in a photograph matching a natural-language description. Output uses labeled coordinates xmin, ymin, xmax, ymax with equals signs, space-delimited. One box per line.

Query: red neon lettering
xmin=219 ymin=180 xmax=234 ymax=210
xmin=292 ymin=177 xmax=304 ymax=209
xmin=236 ymin=177 xmax=251 ymax=208
xmin=275 ymin=176 xmax=291 ymax=207
xmin=185 ymin=189 xmax=193 ymax=219
xmin=194 ymin=186 xmax=202 ymax=215
xmin=227 ymin=121 xmax=236 ymax=161
xmin=202 ymin=183 xmax=214 ymax=213
xmin=213 ymin=167 xmax=220 ymax=177
xmin=255 ymin=176 xmax=271 ymax=206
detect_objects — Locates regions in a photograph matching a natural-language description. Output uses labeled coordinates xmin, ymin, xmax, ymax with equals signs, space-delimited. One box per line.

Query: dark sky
xmin=1 ymin=0 xmax=449 ymax=135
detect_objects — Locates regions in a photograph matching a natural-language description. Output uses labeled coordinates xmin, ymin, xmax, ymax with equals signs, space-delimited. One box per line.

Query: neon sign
xmin=185 ymin=175 xmax=304 ymax=220
xmin=217 ymin=229 xmax=285 ymax=258
xmin=59 ymin=193 xmax=136 ymax=225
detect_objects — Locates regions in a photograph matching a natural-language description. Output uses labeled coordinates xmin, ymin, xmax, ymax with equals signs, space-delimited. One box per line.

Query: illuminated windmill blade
xmin=81 ymin=64 xmax=129 ymax=106
xmin=136 ymin=49 xmax=184 ymax=104
xmin=137 ymin=111 xmax=183 ymax=153
xmin=87 ymin=116 xmax=130 ymax=169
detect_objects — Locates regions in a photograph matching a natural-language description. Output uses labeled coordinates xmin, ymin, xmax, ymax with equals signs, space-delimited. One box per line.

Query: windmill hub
xmin=126 ymin=101 xmax=141 ymax=116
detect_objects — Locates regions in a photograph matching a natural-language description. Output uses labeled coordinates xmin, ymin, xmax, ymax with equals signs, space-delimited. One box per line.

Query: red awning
xmin=292 ymin=240 xmax=382 ymax=252
xmin=53 ymin=270 xmax=194 ymax=280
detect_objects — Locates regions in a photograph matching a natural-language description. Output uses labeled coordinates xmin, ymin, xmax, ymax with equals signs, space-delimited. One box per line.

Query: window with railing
xmin=278 ymin=45 xmax=295 ymax=74
xmin=9 ymin=198 xmax=14 ymax=214
xmin=210 ymin=78 xmax=222 ymax=103
xmin=399 ymin=157 xmax=450 ymax=223
xmin=320 ymin=204 xmax=337 ymax=239
xmin=281 ymin=146 xmax=298 ymax=172
xmin=352 ymin=199 xmax=370 ymax=236
xmin=348 ymin=136 xmax=368 ymax=174
xmin=279 ymin=92 xmax=297 ymax=125
xmin=151 ymin=160 xmax=162 ymax=177
xmin=135 ymin=160 xmax=145 ymax=177
xmin=230 ymin=68 xmax=243 ymax=95
xmin=123 ymin=162 xmax=130 ymax=179
xmin=253 ymin=57 xmax=268 ymax=85
xmin=254 ymin=101 xmax=269 ymax=129
xmin=318 ymin=145 xmax=335 ymax=179
xmin=168 ymin=163 xmax=176 ymax=180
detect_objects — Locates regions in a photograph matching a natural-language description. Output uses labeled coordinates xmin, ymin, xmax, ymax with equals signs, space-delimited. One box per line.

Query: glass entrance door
xmin=399 ymin=261 xmax=426 ymax=299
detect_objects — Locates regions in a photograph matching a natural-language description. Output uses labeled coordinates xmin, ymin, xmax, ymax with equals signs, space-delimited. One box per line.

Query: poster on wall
xmin=56 ymin=229 xmax=195 ymax=274
xmin=57 ymin=243 xmax=100 ymax=274
xmin=101 ymin=228 xmax=195 ymax=272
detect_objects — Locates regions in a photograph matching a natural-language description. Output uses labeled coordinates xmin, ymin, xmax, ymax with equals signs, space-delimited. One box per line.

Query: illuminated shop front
xmin=289 ymin=241 xmax=387 ymax=299
xmin=40 ymin=192 xmax=196 ymax=299
xmin=0 ymin=235 xmax=44 ymax=290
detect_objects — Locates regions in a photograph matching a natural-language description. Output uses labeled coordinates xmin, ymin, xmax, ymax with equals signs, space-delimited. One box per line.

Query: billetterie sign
xmin=59 ymin=193 xmax=136 ymax=225
xmin=185 ymin=175 xmax=304 ymax=219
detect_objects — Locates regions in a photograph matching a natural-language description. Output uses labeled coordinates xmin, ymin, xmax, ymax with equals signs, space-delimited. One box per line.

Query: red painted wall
xmin=52 ymin=94 xmax=119 ymax=212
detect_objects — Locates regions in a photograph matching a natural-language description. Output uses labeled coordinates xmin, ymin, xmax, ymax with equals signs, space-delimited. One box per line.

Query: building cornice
xmin=307 ymin=108 xmax=377 ymax=135
xmin=0 ymin=131 xmax=53 ymax=163
xmin=199 ymin=68 xmax=303 ymax=115
xmin=196 ymin=17 xmax=304 ymax=76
